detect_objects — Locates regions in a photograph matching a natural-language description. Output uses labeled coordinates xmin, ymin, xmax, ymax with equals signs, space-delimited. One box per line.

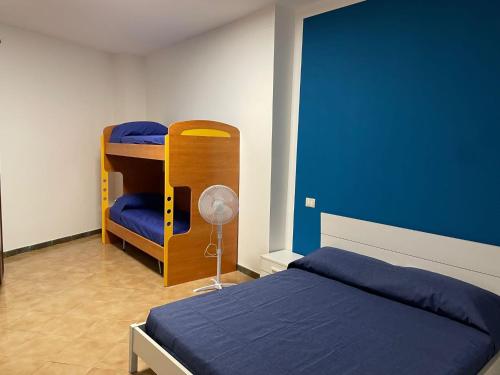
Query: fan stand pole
xmin=194 ymin=225 xmax=236 ymax=293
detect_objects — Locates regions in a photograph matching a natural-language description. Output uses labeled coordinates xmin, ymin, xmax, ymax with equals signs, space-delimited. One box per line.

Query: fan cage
xmin=198 ymin=185 xmax=239 ymax=225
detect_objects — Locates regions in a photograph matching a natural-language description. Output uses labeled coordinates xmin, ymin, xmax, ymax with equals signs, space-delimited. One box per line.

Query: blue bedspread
xmin=145 ymin=248 xmax=500 ymax=375
xmin=109 ymin=193 xmax=189 ymax=245
xmin=110 ymin=121 xmax=167 ymax=145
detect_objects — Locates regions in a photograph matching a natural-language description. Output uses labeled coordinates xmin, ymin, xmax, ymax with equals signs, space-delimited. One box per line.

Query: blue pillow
xmin=111 ymin=193 xmax=163 ymax=215
xmin=289 ymin=247 xmax=500 ymax=350
xmin=109 ymin=121 xmax=167 ymax=143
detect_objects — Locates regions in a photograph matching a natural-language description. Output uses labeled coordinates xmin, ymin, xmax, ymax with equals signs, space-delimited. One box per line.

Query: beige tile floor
xmin=0 ymin=236 xmax=252 ymax=374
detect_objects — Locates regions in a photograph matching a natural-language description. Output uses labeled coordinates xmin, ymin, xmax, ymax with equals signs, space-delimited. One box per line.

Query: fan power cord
xmin=204 ymin=223 xmax=218 ymax=258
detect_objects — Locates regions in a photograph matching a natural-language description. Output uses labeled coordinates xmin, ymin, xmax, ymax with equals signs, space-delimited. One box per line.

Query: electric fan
xmin=194 ymin=185 xmax=239 ymax=292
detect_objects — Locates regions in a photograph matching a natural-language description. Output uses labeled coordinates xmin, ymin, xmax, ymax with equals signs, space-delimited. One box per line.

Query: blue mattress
xmin=145 ymin=248 xmax=500 ymax=375
xmin=109 ymin=193 xmax=189 ymax=246
xmin=120 ymin=135 xmax=165 ymax=145
xmin=110 ymin=121 xmax=167 ymax=145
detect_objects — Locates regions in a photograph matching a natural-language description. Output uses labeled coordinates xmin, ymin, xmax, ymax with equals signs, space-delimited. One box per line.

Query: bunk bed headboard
xmin=165 ymin=120 xmax=240 ymax=285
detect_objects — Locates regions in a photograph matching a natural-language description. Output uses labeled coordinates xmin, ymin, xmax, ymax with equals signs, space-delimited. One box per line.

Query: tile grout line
xmin=4 ymin=229 xmax=102 ymax=258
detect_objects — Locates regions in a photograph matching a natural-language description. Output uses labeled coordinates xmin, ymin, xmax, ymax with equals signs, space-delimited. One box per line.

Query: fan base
xmin=194 ymin=279 xmax=236 ymax=293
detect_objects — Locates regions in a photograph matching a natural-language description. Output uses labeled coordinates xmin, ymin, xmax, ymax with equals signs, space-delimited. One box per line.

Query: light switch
xmin=305 ymin=197 xmax=316 ymax=208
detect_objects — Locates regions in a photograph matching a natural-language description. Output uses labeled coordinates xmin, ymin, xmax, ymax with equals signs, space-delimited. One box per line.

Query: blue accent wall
xmin=293 ymin=0 xmax=500 ymax=254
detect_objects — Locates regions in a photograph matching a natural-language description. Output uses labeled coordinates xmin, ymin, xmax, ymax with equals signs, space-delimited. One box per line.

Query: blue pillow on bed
xmin=109 ymin=121 xmax=167 ymax=143
xmin=289 ymin=247 xmax=500 ymax=350
xmin=111 ymin=193 xmax=163 ymax=215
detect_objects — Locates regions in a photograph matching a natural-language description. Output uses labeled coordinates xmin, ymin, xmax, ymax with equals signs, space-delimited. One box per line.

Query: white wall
xmin=112 ymin=54 xmax=147 ymax=123
xmin=146 ymin=7 xmax=276 ymax=272
xmin=269 ymin=5 xmax=295 ymax=251
xmin=0 ymin=24 xmax=116 ymax=251
xmin=109 ymin=54 xmax=148 ymax=201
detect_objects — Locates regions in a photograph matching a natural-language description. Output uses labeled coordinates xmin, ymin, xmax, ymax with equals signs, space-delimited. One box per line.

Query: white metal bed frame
xmin=129 ymin=213 xmax=500 ymax=374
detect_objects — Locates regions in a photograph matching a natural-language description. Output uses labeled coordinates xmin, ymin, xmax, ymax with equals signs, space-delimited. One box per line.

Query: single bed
xmin=109 ymin=121 xmax=168 ymax=145
xmin=129 ymin=214 xmax=500 ymax=375
xmin=110 ymin=193 xmax=189 ymax=246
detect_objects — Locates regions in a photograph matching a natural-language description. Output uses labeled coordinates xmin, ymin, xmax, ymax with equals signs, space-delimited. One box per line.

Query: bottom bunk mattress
xmin=109 ymin=193 xmax=189 ymax=246
xmin=145 ymin=248 xmax=500 ymax=375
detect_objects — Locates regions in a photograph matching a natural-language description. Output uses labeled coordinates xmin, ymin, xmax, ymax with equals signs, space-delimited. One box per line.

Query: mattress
xmin=109 ymin=121 xmax=167 ymax=145
xmin=109 ymin=193 xmax=189 ymax=246
xmin=145 ymin=248 xmax=500 ymax=375
xmin=120 ymin=135 xmax=165 ymax=145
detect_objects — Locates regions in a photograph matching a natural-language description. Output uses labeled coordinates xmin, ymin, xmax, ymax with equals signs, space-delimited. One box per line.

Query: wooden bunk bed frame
xmin=101 ymin=120 xmax=239 ymax=286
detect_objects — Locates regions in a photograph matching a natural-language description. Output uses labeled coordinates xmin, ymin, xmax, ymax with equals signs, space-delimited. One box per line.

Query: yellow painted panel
xmin=100 ymin=135 xmax=109 ymax=244
xmin=180 ymin=129 xmax=231 ymax=138
xmin=164 ymin=135 xmax=173 ymax=286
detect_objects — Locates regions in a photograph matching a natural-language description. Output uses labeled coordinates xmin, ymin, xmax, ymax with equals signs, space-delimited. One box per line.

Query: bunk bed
xmin=101 ymin=120 xmax=239 ymax=287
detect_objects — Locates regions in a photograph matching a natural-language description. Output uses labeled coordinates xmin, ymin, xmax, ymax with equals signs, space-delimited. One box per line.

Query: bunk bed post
xmin=164 ymin=134 xmax=174 ymax=287
xmin=101 ymin=133 xmax=110 ymax=244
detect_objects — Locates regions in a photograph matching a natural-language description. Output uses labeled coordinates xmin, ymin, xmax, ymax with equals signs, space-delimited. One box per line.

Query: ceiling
xmin=0 ymin=0 xmax=296 ymax=55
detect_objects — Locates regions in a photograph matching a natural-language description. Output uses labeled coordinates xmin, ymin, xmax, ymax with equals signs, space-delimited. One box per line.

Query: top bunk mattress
xmin=145 ymin=248 xmax=500 ymax=375
xmin=119 ymin=135 xmax=165 ymax=145
xmin=110 ymin=121 xmax=167 ymax=145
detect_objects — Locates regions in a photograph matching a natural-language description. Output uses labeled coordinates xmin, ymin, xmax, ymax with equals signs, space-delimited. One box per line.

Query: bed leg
xmin=129 ymin=325 xmax=138 ymax=374
xmin=129 ymin=351 xmax=138 ymax=374
xmin=158 ymin=260 xmax=163 ymax=275
xmin=102 ymin=229 xmax=111 ymax=244
xmin=122 ymin=240 xmax=126 ymax=251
